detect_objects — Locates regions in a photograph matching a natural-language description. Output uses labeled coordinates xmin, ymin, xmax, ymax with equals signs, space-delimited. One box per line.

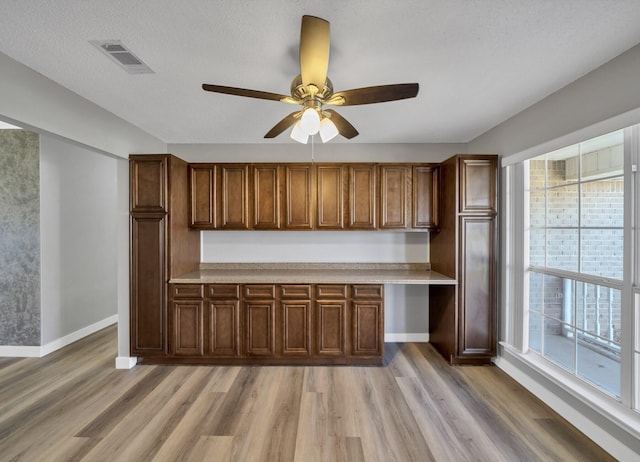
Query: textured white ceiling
xmin=1 ymin=0 xmax=640 ymax=144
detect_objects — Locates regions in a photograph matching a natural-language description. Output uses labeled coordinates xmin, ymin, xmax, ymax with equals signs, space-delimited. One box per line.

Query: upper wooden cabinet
xmin=188 ymin=162 xmax=440 ymax=232
xmin=317 ymin=165 xmax=345 ymax=229
xmin=459 ymin=157 xmax=497 ymax=214
xmin=218 ymin=164 xmax=250 ymax=229
xmin=284 ymin=164 xmax=314 ymax=229
xmin=131 ymin=156 xmax=167 ymax=213
xmin=413 ymin=165 xmax=440 ymax=230
xmin=253 ymin=164 xmax=281 ymax=229
xmin=379 ymin=164 xmax=410 ymax=229
xmin=348 ymin=164 xmax=377 ymax=229
xmin=189 ymin=164 xmax=215 ymax=228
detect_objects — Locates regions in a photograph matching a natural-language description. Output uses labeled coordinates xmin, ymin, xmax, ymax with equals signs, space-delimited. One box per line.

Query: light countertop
xmin=170 ymin=263 xmax=456 ymax=285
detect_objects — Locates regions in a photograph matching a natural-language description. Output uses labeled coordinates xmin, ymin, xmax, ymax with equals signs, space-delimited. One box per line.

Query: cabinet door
xmin=379 ymin=165 xmax=410 ymax=229
xmin=351 ymin=300 xmax=383 ymax=356
xmin=189 ymin=164 xmax=215 ymax=228
xmin=413 ymin=165 xmax=439 ymax=229
xmin=458 ymin=216 xmax=496 ymax=357
xmin=284 ymin=164 xmax=314 ymax=229
xmin=316 ymin=165 xmax=344 ymax=229
xmin=218 ymin=164 xmax=250 ymax=229
xmin=207 ymin=300 xmax=240 ymax=356
xmin=172 ymin=300 xmax=203 ymax=356
xmin=131 ymin=214 xmax=166 ymax=355
xmin=253 ymin=164 xmax=280 ymax=229
xmin=459 ymin=157 xmax=497 ymax=214
xmin=316 ymin=300 xmax=346 ymax=356
xmin=282 ymin=300 xmax=311 ymax=355
xmin=130 ymin=156 xmax=166 ymax=213
xmin=348 ymin=164 xmax=377 ymax=229
xmin=245 ymin=300 xmax=276 ymax=356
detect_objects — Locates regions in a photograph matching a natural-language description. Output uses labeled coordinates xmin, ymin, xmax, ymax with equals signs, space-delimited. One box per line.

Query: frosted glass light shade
xmin=300 ymin=108 xmax=320 ymax=135
xmin=319 ymin=118 xmax=339 ymax=143
xmin=290 ymin=121 xmax=308 ymax=144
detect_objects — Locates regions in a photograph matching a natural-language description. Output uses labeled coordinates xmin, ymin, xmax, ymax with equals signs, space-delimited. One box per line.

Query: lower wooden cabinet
xmin=168 ymin=282 xmax=384 ymax=364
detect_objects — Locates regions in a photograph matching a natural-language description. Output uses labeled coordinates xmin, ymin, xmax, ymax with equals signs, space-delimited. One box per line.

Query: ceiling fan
xmin=202 ymin=15 xmax=419 ymax=143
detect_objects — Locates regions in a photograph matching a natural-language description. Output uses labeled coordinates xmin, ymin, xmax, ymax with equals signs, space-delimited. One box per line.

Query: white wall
xmin=40 ymin=134 xmax=118 ymax=344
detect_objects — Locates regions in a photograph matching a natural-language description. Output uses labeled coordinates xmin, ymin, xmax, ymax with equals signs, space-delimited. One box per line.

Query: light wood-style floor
xmin=0 ymin=325 xmax=614 ymax=462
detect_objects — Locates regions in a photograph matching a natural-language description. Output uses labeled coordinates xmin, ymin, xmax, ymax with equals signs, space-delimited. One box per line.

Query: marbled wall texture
xmin=0 ymin=129 xmax=41 ymax=346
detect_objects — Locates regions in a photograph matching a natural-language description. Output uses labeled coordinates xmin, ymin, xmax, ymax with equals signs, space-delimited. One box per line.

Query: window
xmin=526 ymin=130 xmax=625 ymax=398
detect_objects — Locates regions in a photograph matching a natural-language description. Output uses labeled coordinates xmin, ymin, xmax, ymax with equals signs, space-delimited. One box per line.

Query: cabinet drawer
xmin=316 ymin=284 xmax=348 ymax=299
xmin=207 ymin=284 xmax=239 ymax=299
xmin=244 ymin=284 xmax=276 ymax=299
xmin=280 ymin=284 xmax=312 ymax=299
xmin=352 ymin=285 xmax=383 ymax=299
xmin=171 ymin=284 xmax=204 ymax=299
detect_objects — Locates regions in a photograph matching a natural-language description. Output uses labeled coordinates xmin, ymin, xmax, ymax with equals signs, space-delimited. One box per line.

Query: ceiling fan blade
xmin=202 ymin=84 xmax=289 ymax=102
xmin=299 ymin=15 xmax=330 ymax=90
xmin=325 ymin=109 xmax=358 ymax=139
xmin=264 ymin=112 xmax=300 ymax=138
xmin=331 ymin=83 xmax=419 ymax=106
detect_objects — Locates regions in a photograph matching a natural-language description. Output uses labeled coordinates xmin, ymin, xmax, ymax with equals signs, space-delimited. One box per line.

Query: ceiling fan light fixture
xmin=300 ymin=107 xmax=320 ymax=135
xmin=290 ymin=121 xmax=309 ymax=144
xmin=319 ymin=117 xmax=339 ymax=143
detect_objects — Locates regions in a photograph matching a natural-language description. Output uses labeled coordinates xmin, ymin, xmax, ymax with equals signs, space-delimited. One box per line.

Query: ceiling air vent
xmin=90 ymin=40 xmax=154 ymax=74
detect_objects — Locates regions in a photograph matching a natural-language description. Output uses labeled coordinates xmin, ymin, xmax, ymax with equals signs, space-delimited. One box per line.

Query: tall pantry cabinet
xmin=129 ymin=154 xmax=200 ymax=357
xmin=429 ymin=155 xmax=498 ymax=365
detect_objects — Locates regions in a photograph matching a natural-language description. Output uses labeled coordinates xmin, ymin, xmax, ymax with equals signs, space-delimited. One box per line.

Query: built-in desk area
xmin=130 ymin=154 xmax=497 ymax=366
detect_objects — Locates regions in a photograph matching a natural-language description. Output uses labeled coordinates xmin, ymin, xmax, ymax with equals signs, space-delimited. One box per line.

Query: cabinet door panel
xmin=413 ymin=165 xmax=439 ymax=229
xmin=285 ymin=165 xmax=313 ymax=229
xmin=459 ymin=216 xmax=496 ymax=356
xmin=316 ymin=300 xmax=346 ymax=356
xmin=253 ymin=165 xmax=280 ymax=229
xmin=379 ymin=165 xmax=410 ymax=229
xmin=130 ymin=156 xmax=166 ymax=213
xmin=189 ymin=165 xmax=215 ymax=228
xmin=131 ymin=215 xmax=166 ymax=355
xmin=282 ymin=300 xmax=311 ymax=355
xmin=172 ymin=300 xmax=203 ymax=356
xmin=208 ymin=300 xmax=239 ymax=356
xmin=460 ymin=158 xmax=497 ymax=214
xmin=246 ymin=301 xmax=276 ymax=356
xmin=352 ymin=301 xmax=383 ymax=356
xmin=348 ymin=165 xmax=377 ymax=229
xmin=219 ymin=164 xmax=249 ymax=229
xmin=317 ymin=165 xmax=344 ymax=229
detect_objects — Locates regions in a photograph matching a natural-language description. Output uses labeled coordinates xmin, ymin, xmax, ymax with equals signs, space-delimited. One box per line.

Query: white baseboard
xmin=385 ymin=333 xmax=429 ymax=343
xmin=115 ymin=356 xmax=138 ymax=369
xmin=0 ymin=314 xmax=118 ymax=358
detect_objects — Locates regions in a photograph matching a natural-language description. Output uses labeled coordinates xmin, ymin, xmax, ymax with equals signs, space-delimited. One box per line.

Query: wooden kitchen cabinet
xmin=315 ymin=284 xmax=347 ymax=357
xmin=188 ymin=164 xmax=215 ymax=228
xmin=280 ymin=284 xmax=312 ymax=356
xmin=130 ymin=155 xmax=200 ymax=358
xmin=253 ymin=164 xmax=281 ymax=229
xmin=284 ymin=164 xmax=314 ymax=229
xmin=206 ymin=284 xmax=240 ymax=357
xmin=244 ymin=284 xmax=276 ymax=356
xmin=429 ymin=155 xmax=498 ymax=365
xmin=413 ymin=165 xmax=440 ymax=230
xmin=379 ymin=164 xmax=411 ymax=229
xmin=348 ymin=164 xmax=377 ymax=229
xmin=351 ymin=285 xmax=384 ymax=356
xmin=316 ymin=165 xmax=345 ymax=229
xmin=171 ymin=299 xmax=204 ymax=356
xmin=218 ymin=164 xmax=250 ymax=229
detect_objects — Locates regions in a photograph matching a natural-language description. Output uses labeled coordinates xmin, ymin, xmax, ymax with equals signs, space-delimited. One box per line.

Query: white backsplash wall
xmin=201 ymin=230 xmax=429 ymax=263
xmin=201 ymin=230 xmax=430 ymax=339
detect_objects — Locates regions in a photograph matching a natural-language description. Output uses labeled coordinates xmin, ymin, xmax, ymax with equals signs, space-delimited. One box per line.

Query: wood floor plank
xmin=0 ymin=326 xmax=618 ymax=462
